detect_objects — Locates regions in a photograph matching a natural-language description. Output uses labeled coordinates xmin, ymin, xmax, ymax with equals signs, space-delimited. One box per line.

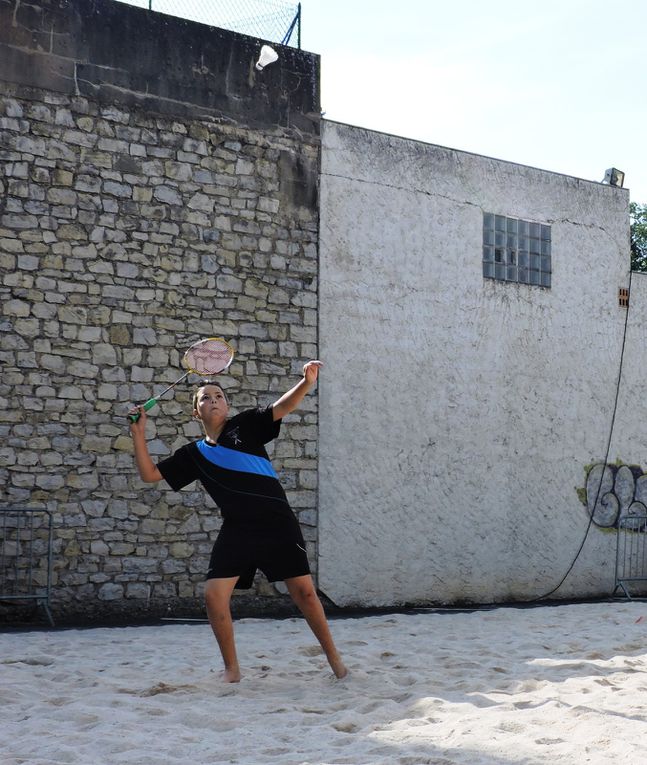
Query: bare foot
xmin=221 ymin=666 xmax=242 ymax=683
xmin=328 ymin=654 xmax=348 ymax=679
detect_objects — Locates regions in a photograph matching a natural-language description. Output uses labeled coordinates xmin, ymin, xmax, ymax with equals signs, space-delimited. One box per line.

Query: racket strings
xmin=184 ymin=339 xmax=233 ymax=375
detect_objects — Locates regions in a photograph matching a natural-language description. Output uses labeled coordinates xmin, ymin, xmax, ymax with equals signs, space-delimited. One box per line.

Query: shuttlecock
xmin=255 ymin=45 xmax=278 ymax=71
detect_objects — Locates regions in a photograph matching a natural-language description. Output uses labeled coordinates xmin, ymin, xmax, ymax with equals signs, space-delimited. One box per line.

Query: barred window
xmin=483 ymin=213 xmax=551 ymax=288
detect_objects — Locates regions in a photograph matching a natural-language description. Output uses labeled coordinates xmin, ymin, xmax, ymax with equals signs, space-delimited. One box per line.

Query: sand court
xmin=2 ymin=600 xmax=647 ymax=764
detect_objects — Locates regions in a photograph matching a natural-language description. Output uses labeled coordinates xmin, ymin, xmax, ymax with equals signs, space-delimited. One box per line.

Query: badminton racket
xmin=127 ymin=337 xmax=234 ymax=423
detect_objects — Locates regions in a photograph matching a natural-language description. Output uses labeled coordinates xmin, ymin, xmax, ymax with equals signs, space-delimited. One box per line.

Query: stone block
xmin=152 ymin=582 xmax=177 ymax=598
xmin=90 ymin=541 xmax=109 ymax=556
xmin=126 ymin=582 xmax=151 ymax=599
xmin=98 ymin=583 xmax=124 ymax=601
xmin=3 ymin=299 xmax=30 ymax=317
xmin=169 ymin=542 xmax=194 ymax=558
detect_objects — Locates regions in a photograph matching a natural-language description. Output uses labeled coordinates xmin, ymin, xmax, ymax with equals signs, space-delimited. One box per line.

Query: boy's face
xmin=193 ymin=384 xmax=229 ymax=423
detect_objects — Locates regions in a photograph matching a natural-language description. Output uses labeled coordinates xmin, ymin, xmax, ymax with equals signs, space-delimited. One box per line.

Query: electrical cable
xmin=533 ymin=267 xmax=634 ymax=601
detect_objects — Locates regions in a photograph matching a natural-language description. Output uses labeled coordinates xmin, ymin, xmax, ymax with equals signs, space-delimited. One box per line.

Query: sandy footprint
xmin=260 ymin=748 xmax=291 ymax=756
xmin=332 ymin=720 xmax=359 ymax=733
xmin=47 ymin=697 xmax=72 ymax=707
xmin=2 ymin=656 xmax=55 ymax=666
xmin=497 ymin=720 xmax=525 ymax=733
xmin=392 ymin=673 xmax=418 ymax=687
xmin=536 ymin=737 xmax=566 ymax=745
xmin=515 ymin=678 xmax=547 ymax=693
xmin=298 ymin=645 xmax=324 ymax=657
xmin=466 ymin=694 xmax=499 ymax=708
xmin=119 ymin=682 xmax=199 ymax=697
xmin=358 ymin=699 xmax=387 ymax=714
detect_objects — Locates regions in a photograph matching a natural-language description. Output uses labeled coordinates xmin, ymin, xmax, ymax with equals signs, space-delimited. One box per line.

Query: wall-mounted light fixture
xmin=601 ymin=168 xmax=625 ymax=188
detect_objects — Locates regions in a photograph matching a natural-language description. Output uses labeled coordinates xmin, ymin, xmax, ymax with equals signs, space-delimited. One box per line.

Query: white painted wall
xmin=318 ymin=120 xmax=635 ymax=607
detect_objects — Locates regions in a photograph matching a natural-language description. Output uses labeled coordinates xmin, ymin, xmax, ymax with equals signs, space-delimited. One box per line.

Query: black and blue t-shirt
xmin=157 ymin=406 xmax=298 ymax=530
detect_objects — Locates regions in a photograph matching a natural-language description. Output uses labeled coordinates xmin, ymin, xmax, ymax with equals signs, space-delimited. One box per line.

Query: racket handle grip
xmin=127 ymin=398 xmax=158 ymax=423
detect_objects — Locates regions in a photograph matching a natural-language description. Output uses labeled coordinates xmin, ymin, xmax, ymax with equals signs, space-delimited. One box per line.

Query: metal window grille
xmin=114 ymin=0 xmax=302 ymax=47
xmin=0 ymin=506 xmax=54 ymax=626
xmin=613 ymin=515 xmax=647 ymax=599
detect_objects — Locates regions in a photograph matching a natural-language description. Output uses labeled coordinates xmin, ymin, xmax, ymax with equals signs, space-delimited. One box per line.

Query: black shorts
xmin=206 ymin=525 xmax=311 ymax=589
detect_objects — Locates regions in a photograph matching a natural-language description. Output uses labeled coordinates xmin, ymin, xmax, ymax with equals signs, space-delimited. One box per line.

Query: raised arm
xmin=272 ymin=360 xmax=322 ymax=422
xmin=128 ymin=407 xmax=164 ymax=483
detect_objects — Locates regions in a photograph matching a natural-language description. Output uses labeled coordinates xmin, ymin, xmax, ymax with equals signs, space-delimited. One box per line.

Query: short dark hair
xmin=192 ymin=381 xmax=228 ymax=411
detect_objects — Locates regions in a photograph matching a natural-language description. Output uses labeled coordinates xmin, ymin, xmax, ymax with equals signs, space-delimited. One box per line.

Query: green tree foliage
xmin=631 ymin=202 xmax=647 ymax=272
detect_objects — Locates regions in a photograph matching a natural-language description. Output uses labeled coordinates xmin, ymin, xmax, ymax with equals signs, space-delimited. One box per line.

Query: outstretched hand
xmin=303 ymin=360 xmax=322 ymax=385
xmin=271 ymin=360 xmax=323 ymax=422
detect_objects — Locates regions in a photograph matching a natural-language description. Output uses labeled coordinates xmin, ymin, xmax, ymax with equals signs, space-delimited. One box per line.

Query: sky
xmin=298 ymin=0 xmax=646 ymax=203
xmin=296 ymin=0 xmax=646 ymax=204
xmin=118 ymin=0 xmax=647 ymax=203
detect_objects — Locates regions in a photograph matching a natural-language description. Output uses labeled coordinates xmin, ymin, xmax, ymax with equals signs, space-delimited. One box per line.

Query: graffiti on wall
xmin=578 ymin=462 xmax=647 ymax=531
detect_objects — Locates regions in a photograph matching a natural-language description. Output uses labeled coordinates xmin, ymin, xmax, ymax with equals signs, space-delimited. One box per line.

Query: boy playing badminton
xmin=129 ymin=360 xmax=347 ymax=682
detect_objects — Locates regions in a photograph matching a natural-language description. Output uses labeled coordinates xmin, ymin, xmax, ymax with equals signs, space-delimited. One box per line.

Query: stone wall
xmin=0 ymin=0 xmax=321 ymax=621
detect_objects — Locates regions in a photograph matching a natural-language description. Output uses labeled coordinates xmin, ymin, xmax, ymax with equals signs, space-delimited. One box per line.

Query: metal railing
xmin=0 ymin=506 xmax=54 ymax=626
xmin=613 ymin=515 xmax=647 ymax=600
xmin=114 ymin=0 xmax=301 ymax=47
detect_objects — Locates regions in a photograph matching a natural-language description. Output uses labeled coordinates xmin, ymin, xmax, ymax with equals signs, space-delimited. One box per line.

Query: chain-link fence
xmin=114 ymin=0 xmax=301 ymax=47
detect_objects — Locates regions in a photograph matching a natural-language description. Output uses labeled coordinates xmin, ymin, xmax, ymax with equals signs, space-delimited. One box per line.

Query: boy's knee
xmin=205 ymin=585 xmax=233 ymax=613
xmin=291 ymin=584 xmax=317 ymax=604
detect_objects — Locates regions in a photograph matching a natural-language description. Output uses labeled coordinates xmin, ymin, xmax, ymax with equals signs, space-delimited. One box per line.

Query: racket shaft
xmin=127 ymin=371 xmax=189 ymax=422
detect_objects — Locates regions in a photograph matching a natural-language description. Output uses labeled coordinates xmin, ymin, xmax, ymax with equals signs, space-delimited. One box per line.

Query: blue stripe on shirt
xmin=196 ymin=440 xmax=278 ymax=478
